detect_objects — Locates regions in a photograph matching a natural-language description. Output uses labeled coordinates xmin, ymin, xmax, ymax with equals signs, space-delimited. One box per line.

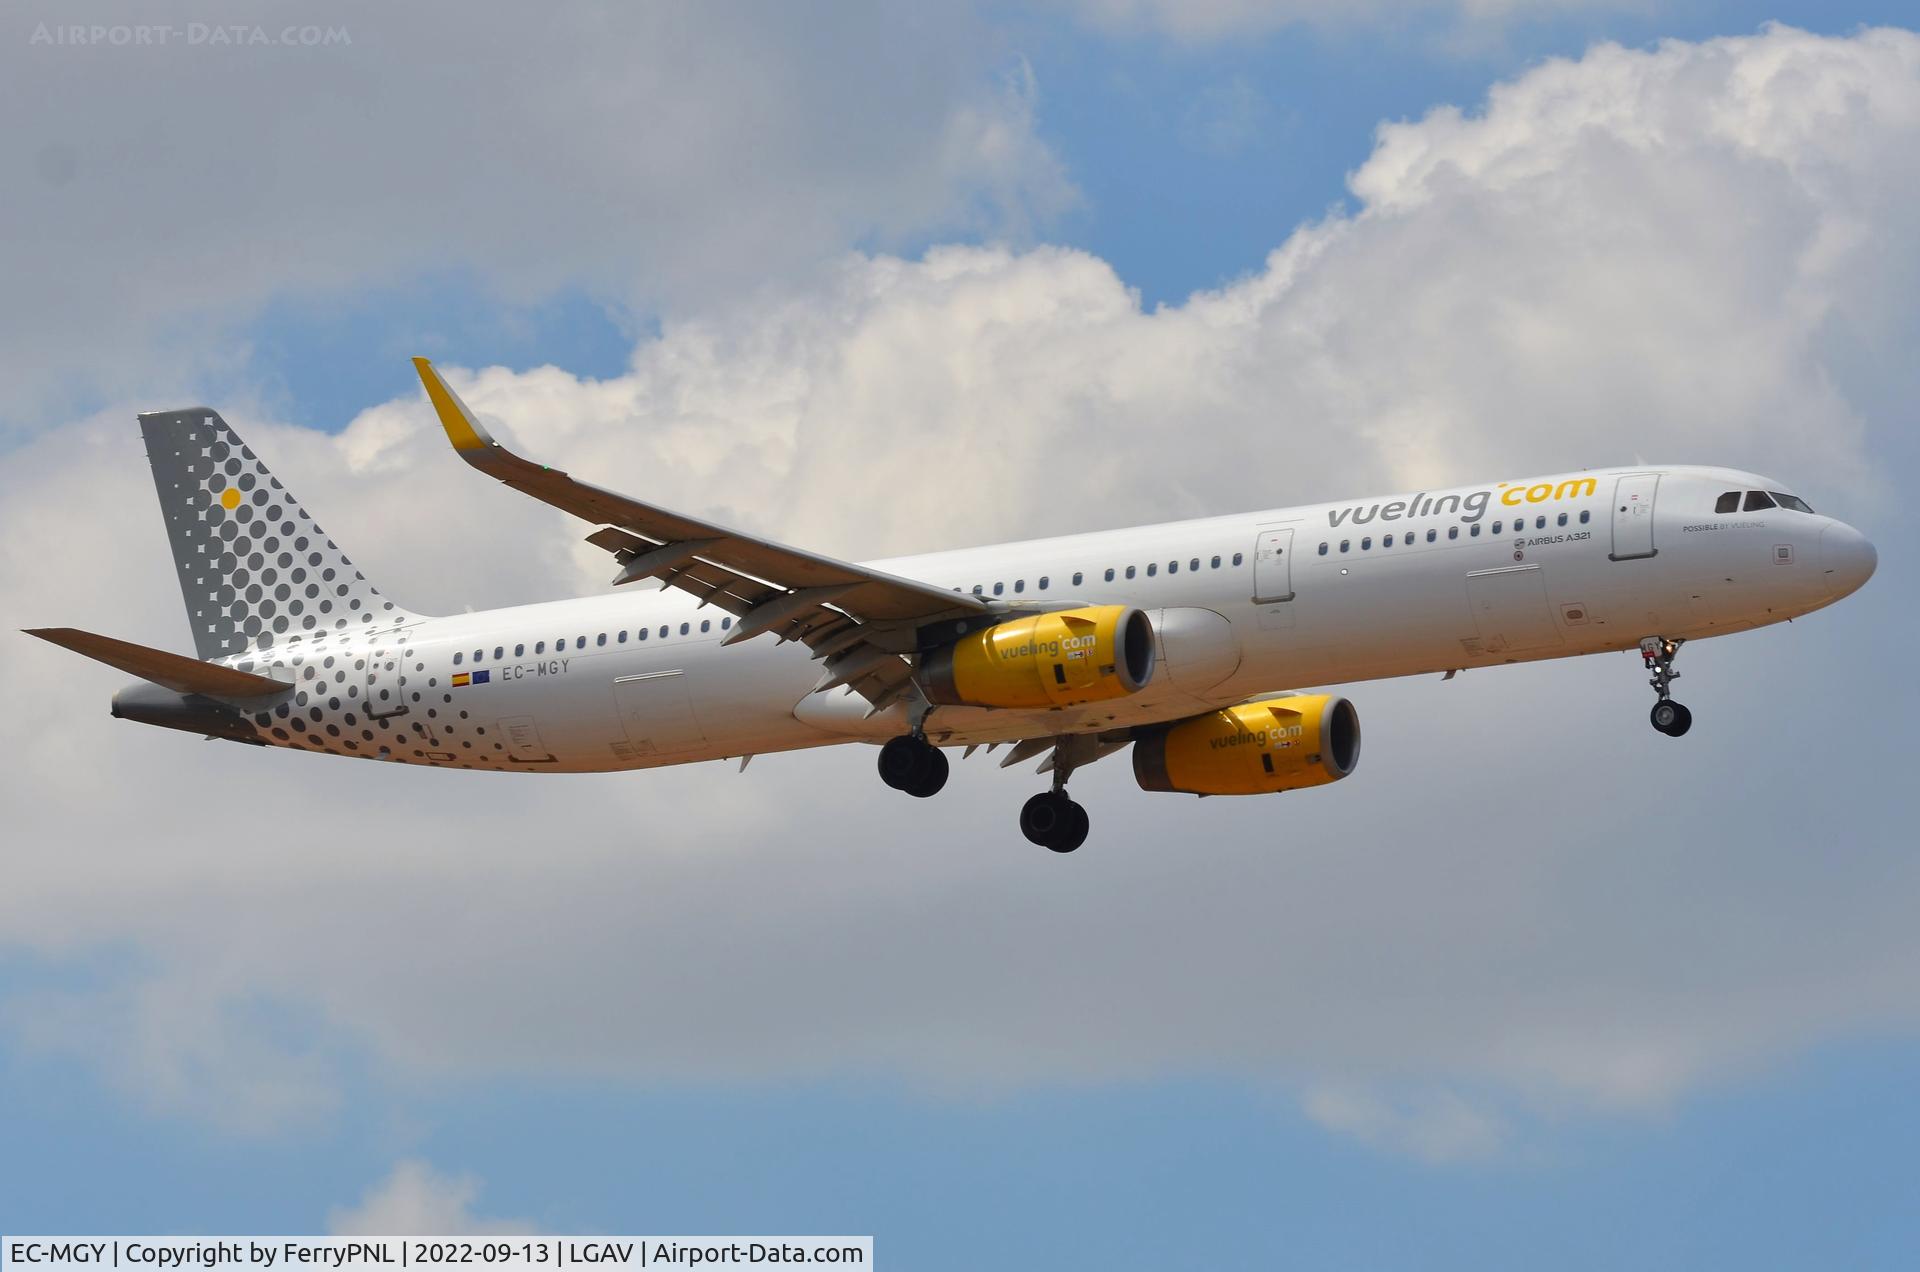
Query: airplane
xmin=28 ymin=358 xmax=1877 ymax=852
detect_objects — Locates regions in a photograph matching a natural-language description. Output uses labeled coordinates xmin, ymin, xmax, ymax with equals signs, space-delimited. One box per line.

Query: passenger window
xmin=1361 ymin=537 xmax=1372 ymax=550
xmin=473 ymin=649 xmax=484 ymax=663
xmin=1557 ymin=513 xmax=1567 ymax=527
xmin=1147 ymin=563 xmax=1158 ymax=576
xmin=679 ymin=623 xmax=689 ymax=636
xmin=1105 ymin=568 xmax=1116 ymax=582
xmin=453 ymin=652 xmax=463 ymax=665
xmin=493 ymin=646 xmax=504 ymax=660
xmin=1014 ymin=579 xmax=1025 ymax=593
xmin=617 ymin=631 xmax=626 ymax=643
xmin=1492 ymin=521 xmax=1503 ymax=535
xmin=1039 ymin=576 xmax=1049 ymax=590
xmin=1126 ymin=566 xmax=1136 ymax=579
xmin=1470 ymin=524 xmax=1481 ymax=537
xmin=700 ymin=620 xmax=710 ymax=633
xmin=658 ymin=626 xmax=668 ymax=638
xmin=971 ymin=584 xmax=983 ymax=595
xmin=1448 ymin=526 xmax=1458 ymax=540
xmin=1536 ymin=516 xmax=1546 ymax=530
xmin=993 ymin=582 xmax=1004 ymax=595
xmin=596 ymin=633 xmax=607 ymax=646
xmin=638 ymin=629 xmax=648 ymax=641
xmin=1744 ymin=490 xmax=1776 ymax=511
xmin=1190 ymin=558 xmax=1200 ymax=571
xmin=1232 ymin=552 xmax=1244 ymax=566
xmin=1427 ymin=529 xmax=1437 ymax=543
xmin=1383 ymin=534 xmax=1394 ymax=548
xmin=576 ymin=636 xmax=587 ymax=650
xmin=1072 ymin=572 xmax=1083 ymax=586
xmin=535 ymin=642 xmax=545 ymax=654
xmin=1715 ymin=491 xmax=1740 ymax=514
xmin=1318 ymin=542 xmax=1329 ymax=556
xmin=1340 ymin=540 xmax=1350 ymax=553
xmin=1167 ymin=561 xmax=1178 ymax=574
xmin=722 ymin=618 xmax=731 ymax=629
xmin=1211 ymin=555 xmax=1221 ymax=568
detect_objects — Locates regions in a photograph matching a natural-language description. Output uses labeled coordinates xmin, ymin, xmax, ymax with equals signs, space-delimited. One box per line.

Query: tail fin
xmin=139 ymin=408 xmax=414 ymax=660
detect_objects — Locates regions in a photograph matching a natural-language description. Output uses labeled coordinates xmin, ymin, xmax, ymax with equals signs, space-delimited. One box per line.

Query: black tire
xmin=1650 ymin=700 xmax=1680 ymax=734
xmin=1020 ymin=791 xmax=1071 ymax=846
xmin=1048 ymin=800 xmax=1090 ymax=854
xmin=878 ymin=735 xmax=932 ymax=790
xmin=906 ymin=746 xmax=949 ymax=798
xmin=1664 ymin=702 xmax=1693 ymax=737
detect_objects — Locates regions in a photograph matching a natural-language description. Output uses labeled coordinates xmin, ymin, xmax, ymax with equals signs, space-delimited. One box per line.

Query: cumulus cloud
xmin=0 ymin=0 xmax=1073 ymax=426
xmin=4 ymin=25 xmax=1919 ymax=1157
xmin=1069 ymin=0 xmax=1644 ymax=43
xmin=328 ymin=1161 xmax=534 ymax=1236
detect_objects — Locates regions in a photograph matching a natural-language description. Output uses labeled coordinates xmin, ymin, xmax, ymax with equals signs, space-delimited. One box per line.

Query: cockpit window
xmin=1743 ymin=490 xmax=1777 ymax=511
xmin=1771 ymin=492 xmax=1815 ymax=513
xmin=1714 ymin=491 xmax=1740 ymax=514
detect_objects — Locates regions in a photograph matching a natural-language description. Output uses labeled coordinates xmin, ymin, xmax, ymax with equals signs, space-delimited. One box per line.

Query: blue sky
xmin=6 ymin=1 xmax=1920 ymax=1265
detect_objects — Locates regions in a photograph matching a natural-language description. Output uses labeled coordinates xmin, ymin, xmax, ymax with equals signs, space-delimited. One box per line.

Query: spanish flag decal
xmin=451 ymin=672 xmax=470 ymax=687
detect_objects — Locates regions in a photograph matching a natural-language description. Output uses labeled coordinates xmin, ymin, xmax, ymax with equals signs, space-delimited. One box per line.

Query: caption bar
xmin=3 ymin=1241 xmax=871 ymax=1270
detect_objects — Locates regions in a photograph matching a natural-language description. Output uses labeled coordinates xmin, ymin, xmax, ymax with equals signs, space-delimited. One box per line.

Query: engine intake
xmin=1133 ymin=695 xmax=1361 ymax=795
xmin=923 ymin=605 xmax=1155 ymax=709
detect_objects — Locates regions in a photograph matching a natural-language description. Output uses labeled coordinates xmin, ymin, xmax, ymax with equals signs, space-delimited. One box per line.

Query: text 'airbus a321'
xmin=29 ymin=359 xmax=1877 ymax=851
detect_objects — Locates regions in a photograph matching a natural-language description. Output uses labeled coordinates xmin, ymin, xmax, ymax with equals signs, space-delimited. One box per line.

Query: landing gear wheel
xmin=1639 ymin=636 xmax=1692 ymax=738
xmin=878 ymin=735 xmax=935 ymax=791
xmin=905 ymin=746 xmax=949 ymax=798
xmin=1650 ymin=700 xmax=1693 ymax=737
xmin=1020 ymin=791 xmax=1089 ymax=853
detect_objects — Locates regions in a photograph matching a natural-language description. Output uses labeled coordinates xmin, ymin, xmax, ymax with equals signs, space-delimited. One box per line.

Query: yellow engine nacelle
xmin=922 ymin=605 xmax=1156 ymax=709
xmin=1132 ymin=695 xmax=1361 ymax=796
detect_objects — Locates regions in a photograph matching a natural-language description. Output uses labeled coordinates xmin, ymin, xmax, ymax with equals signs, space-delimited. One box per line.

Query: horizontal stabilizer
xmin=24 ymin=627 xmax=294 ymax=699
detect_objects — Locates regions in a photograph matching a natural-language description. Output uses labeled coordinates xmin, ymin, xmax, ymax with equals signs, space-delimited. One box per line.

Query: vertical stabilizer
xmin=138 ymin=408 xmax=414 ymax=660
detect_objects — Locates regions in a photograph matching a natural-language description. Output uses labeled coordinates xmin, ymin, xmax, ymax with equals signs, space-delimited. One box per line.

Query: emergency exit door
xmin=1252 ymin=528 xmax=1295 ymax=604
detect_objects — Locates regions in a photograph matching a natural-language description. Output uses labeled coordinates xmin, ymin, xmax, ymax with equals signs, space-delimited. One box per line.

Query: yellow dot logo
xmin=219 ymin=487 xmax=242 ymax=510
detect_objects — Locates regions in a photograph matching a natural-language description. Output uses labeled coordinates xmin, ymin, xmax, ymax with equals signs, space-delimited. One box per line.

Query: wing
xmin=413 ymin=358 xmax=993 ymax=709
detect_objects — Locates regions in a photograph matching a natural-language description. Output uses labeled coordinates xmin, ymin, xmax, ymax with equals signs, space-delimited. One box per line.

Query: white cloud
xmin=328 ymin=1161 xmax=534 ymax=1236
xmin=1302 ymin=1085 xmax=1507 ymax=1163
xmin=4 ymin=25 xmax=1919 ymax=1153
xmin=0 ymin=0 xmax=1073 ymax=426
xmin=1068 ymin=0 xmax=1646 ymax=43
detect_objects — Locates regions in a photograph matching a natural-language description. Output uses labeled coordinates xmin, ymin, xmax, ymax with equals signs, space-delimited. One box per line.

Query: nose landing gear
xmin=1641 ymin=636 xmax=1693 ymax=737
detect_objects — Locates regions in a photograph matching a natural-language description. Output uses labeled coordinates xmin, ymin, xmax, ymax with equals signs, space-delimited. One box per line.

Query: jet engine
xmin=922 ymin=605 xmax=1155 ymax=709
xmin=1132 ymin=695 xmax=1360 ymax=795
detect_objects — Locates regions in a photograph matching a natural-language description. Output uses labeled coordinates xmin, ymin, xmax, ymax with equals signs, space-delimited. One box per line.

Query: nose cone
xmin=1820 ymin=522 xmax=1877 ymax=600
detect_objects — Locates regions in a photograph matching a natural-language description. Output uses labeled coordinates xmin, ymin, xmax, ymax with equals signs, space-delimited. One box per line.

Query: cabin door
xmin=1609 ymin=473 xmax=1660 ymax=561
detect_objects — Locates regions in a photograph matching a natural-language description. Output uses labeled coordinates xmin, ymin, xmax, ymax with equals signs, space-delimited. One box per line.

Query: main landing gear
xmin=877 ymin=729 xmax=1092 ymax=853
xmin=1019 ymin=790 xmax=1089 ymax=854
xmin=1640 ymin=636 xmax=1693 ymax=737
xmin=877 ymin=734 xmax=949 ymax=798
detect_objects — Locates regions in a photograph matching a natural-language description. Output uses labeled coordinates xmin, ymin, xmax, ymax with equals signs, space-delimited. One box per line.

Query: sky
xmin=4 ymin=1 xmax=1920 ymax=1266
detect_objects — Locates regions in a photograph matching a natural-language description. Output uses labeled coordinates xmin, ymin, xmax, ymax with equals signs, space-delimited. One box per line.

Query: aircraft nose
xmin=1819 ymin=521 xmax=1877 ymax=600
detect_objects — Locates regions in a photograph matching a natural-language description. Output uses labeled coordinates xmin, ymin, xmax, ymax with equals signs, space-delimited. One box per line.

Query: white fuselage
xmin=200 ymin=465 xmax=1876 ymax=772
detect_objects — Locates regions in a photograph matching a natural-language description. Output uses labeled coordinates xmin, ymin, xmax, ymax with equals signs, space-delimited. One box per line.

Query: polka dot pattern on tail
xmin=138 ymin=408 xmax=414 ymax=661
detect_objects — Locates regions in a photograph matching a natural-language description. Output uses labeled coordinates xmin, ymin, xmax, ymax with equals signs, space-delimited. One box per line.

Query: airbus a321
xmin=29 ymin=359 xmax=1877 ymax=851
